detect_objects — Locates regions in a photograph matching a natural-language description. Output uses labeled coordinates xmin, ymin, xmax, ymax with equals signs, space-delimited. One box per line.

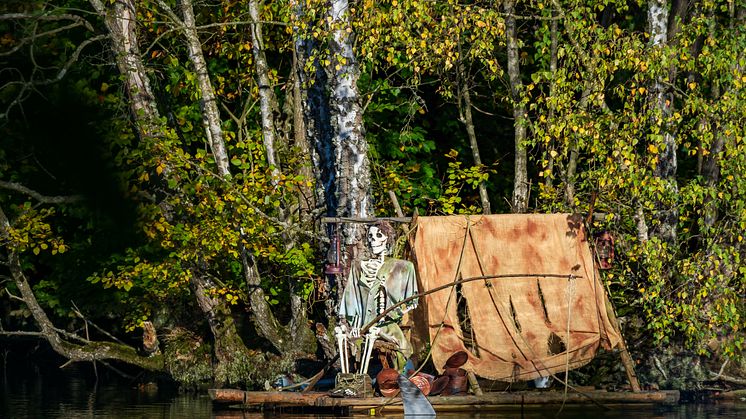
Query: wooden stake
xmin=604 ymin=295 xmax=641 ymax=392
xmin=388 ymin=190 xmax=405 ymax=217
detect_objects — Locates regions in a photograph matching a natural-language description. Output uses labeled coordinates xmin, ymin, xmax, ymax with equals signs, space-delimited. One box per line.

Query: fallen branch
xmin=709 ymin=371 xmax=746 ymax=386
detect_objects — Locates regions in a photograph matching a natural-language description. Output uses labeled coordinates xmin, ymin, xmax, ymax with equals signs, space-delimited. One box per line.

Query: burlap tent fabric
xmin=412 ymin=214 xmax=622 ymax=382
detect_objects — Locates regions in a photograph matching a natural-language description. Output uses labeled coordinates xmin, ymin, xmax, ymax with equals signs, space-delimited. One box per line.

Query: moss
xmin=638 ymin=347 xmax=709 ymax=390
xmin=163 ymin=327 xmax=213 ymax=388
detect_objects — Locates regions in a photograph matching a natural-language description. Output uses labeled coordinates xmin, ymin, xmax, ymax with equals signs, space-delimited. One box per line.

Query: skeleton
xmin=337 ymin=225 xmax=412 ymax=375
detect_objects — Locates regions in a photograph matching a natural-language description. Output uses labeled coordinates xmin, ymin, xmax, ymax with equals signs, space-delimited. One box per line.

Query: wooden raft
xmin=209 ymin=389 xmax=680 ymax=414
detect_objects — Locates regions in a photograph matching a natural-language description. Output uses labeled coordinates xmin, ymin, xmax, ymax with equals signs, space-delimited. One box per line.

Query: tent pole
xmin=604 ymin=296 xmax=642 ymax=392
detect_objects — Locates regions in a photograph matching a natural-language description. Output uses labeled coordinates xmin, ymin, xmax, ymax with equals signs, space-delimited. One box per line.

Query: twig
xmin=711 ymin=359 xmax=729 ymax=381
xmin=71 ymin=301 xmax=130 ymax=347
xmin=653 ymin=355 xmax=668 ymax=381
xmin=5 ymin=288 xmax=25 ymax=302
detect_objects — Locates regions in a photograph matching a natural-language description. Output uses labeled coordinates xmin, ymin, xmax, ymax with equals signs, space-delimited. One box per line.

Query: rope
xmin=557 ymin=274 xmax=576 ymax=415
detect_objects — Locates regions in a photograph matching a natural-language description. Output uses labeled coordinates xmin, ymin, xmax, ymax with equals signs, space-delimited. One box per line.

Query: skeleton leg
xmin=359 ymin=326 xmax=380 ymax=375
xmin=334 ymin=326 xmax=349 ymax=374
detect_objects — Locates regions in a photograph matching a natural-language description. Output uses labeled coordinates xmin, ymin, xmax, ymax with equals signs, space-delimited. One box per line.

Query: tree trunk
xmin=648 ymin=0 xmax=678 ymax=243
xmin=294 ymin=18 xmax=333 ymax=217
xmin=459 ymin=75 xmax=491 ymax=214
xmin=505 ymin=0 xmax=529 ymax=213
xmin=565 ymin=83 xmax=593 ymax=209
xmin=290 ymin=45 xmax=316 ymax=216
xmin=328 ymin=0 xmax=374 ymax=250
xmin=291 ymin=0 xmax=336 ymax=323
xmin=544 ymin=8 xmax=558 ymax=190
xmin=89 ymin=0 xmax=161 ymax=142
xmin=249 ymin=0 xmax=281 ymax=183
xmin=177 ymin=0 xmax=230 ymax=177
xmin=702 ymin=6 xmax=742 ymax=227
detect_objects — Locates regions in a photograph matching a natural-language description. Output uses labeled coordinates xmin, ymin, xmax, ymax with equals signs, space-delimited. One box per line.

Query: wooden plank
xmin=320 ymin=216 xmax=412 ymax=224
xmin=210 ymin=389 xmax=679 ymax=408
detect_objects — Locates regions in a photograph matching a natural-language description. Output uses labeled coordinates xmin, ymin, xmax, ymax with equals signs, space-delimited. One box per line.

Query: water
xmin=2 ymin=352 xmax=744 ymax=418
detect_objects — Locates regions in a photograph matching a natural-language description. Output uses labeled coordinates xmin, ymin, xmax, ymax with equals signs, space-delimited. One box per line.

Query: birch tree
xmin=88 ymin=0 xmax=263 ymax=385
xmin=504 ymin=0 xmax=529 ymax=213
xmin=328 ymin=0 xmax=373 ymax=251
xmin=647 ymin=0 xmax=678 ymax=243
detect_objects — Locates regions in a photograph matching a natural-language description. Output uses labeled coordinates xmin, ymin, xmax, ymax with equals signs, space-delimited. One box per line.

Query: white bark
xmin=648 ymin=0 xmax=678 ymax=243
xmin=89 ymin=0 xmax=161 ymax=141
xmin=505 ymin=0 xmax=529 ymax=213
xmin=329 ymin=0 xmax=373 ymax=245
xmin=648 ymin=0 xmax=669 ymax=46
xmin=249 ymin=0 xmax=281 ymax=183
xmin=177 ymin=0 xmax=231 ymax=177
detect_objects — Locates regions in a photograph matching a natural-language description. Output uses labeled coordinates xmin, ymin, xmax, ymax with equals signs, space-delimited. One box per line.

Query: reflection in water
xmin=2 ymin=352 xmax=745 ymax=418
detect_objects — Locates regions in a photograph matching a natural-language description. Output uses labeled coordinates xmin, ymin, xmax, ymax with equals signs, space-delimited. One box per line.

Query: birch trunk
xmin=249 ymin=0 xmax=281 ymax=183
xmin=505 ymin=0 xmax=529 ymax=213
xmin=89 ymin=0 xmax=160 ymax=141
xmin=292 ymin=3 xmax=334 ymax=215
xmin=177 ymin=0 xmax=230 ymax=177
xmin=648 ymin=0 xmax=678 ymax=243
xmin=329 ymin=0 xmax=373 ymax=248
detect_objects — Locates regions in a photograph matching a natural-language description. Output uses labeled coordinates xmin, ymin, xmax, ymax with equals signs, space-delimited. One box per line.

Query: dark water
xmin=1 ymin=353 xmax=744 ymax=418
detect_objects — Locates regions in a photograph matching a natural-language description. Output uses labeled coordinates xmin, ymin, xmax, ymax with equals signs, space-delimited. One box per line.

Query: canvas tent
xmin=410 ymin=214 xmax=625 ymax=382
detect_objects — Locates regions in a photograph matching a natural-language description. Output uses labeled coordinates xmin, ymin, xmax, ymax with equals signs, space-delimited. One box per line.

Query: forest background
xmin=1 ymin=0 xmax=744 ymax=391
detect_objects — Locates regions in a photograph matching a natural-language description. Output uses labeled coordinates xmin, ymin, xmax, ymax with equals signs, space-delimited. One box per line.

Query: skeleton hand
xmin=368 ymin=325 xmax=381 ymax=336
xmin=349 ymin=327 xmax=361 ymax=338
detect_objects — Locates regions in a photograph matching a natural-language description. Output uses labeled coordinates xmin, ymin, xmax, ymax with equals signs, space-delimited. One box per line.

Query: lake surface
xmin=2 ymin=350 xmax=744 ymax=418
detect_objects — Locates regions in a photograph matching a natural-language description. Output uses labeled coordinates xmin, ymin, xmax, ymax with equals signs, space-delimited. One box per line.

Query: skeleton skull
xmin=368 ymin=226 xmax=388 ymax=256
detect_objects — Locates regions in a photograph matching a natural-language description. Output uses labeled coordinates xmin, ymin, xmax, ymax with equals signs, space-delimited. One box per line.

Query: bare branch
xmin=0 ymin=13 xmax=96 ymax=32
xmin=0 ymin=330 xmax=45 ymax=337
xmin=5 ymin=288 xmax=25 ymax=302
xmin=0 ymin=180 xmax=84 ymax=204
xmin=71 ymin=301 xmax=129 ymax=347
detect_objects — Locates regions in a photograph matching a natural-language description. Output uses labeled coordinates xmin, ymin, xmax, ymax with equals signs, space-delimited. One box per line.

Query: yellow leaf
xmin=648 ymin=144 xmax=658 ymax=154
xmin=688 ymin=82 xmax=697 ymax=90
xmin=476 ymin=21 xmax=486 ymax=28
xmin=156 ymin=164 xmax=164 ymax=175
